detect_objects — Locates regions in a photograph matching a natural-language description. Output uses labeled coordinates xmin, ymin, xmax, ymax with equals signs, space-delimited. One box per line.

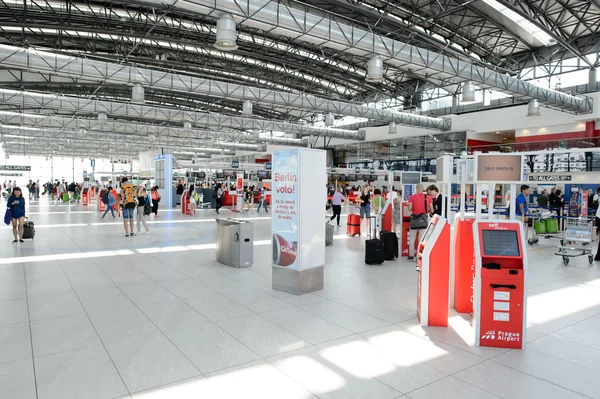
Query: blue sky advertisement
xmin=272 ymin=149 xmax=299 ymax=270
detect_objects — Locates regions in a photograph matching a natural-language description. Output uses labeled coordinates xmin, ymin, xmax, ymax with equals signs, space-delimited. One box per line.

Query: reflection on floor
xmin=1 ymin=200 xmax=599 ymax=398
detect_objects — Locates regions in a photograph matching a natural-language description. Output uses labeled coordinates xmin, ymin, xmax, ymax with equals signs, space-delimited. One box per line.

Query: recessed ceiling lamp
xmin=324 ymin=112 xmax=335 ymax=127
xmin=132 ymin=83 xmax=145 ymax=104
xmin=462 ymin=81 xmax=476 ymax=103
xmin=527 ymin=99 xmax=541 ymax=116
xmin=365 ymin=56 xmax=383 ymax=83
xmin=213 ymin=15 xmax=239 ymax=51
xmin=183 ymin=121 xmax=192 ymax=133
xmin=98 ymin=112 xmax=108 ymax=126
xmin=242 ymin=100 xmax=253 ymax=116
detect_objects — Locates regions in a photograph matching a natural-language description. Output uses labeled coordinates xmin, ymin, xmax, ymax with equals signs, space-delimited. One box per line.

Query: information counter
xmin=473 ymin=220 xmax=527 ymax=349
xmin=416 ymin=215 xmax=450 ymax=327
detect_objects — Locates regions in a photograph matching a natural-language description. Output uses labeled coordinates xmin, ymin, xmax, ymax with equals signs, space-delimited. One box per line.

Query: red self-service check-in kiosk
xmin=452 ymin=215 xmax=477 ymax=314
xmin=417 ymin=215 xmax=451 ymax=327
xmin=473 ymin=221 xmax=527 ymax=349
xmin=81 ymin=188 xmax=90 ymax=206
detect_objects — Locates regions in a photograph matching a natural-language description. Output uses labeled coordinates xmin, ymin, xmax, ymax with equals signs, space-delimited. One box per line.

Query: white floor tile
xmin=261 ymin=307 xmax=354 ymax=345
xmin=0 ymin=281 xmax=26 ymax=301
xmin=494 ymin=349 xmax=600 ymax=398
xmin=454 ymin=360 xmax=587 ymax=399
xmin=26 ymin=276 xmax=73 ymax=297
xmin=406 ymin=376 xmax=499 ymax=399
xmin=35 ymin=345 xmax=128 ymax=399
xmin=31 ymin=314 xmax=101 ymax=357
xmin=28 ymin=292 xmax=84 ymax=321
xmin=136 ymin=298 xmax=211 ymax=332
xmin=76 ymin=287 xmax=134 ymax=313
xmin=166 ymin=324 xmax=261 ymax=374
xmin=0 ymin=322 xmax=31 ymax=364
xmin=105 ymin=333 xmax=200 ymax=393
xmin=182 ymin=292 xmax=255 ymax=322
xmin=205 ymin=359 xmax=318 ymax=399
xmin=527 ymin=335 xmax=600 ymax=371
xmin=267 ymin=346 xmax=400 ymax=399
xmin=552 ymin=325 xmax=600 ymax=350
xmin=299 ymin=300 xmax=390 ymax=333
xmin=88 ymin=304 xmax=160 ymax=343
xmin=216 ymin=314 xmax=309 ymax=357
xmin=0 ymin=359 xmax=36 ymax=399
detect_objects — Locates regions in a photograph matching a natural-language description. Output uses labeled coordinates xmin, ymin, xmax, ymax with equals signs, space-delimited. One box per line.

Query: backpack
xmin=102 ymin=193 xmax=109 ymax=204
xmin=121 ymin=183 xmax=136 ymax=208
xmin=193 ymin=192 xmax=199 ymax=203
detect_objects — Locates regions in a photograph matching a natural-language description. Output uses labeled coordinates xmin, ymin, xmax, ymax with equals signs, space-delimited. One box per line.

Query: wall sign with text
xmin=0 ymin=165 xmax=31 ymax=171
xmin=528 ymin=175 xmax=572 ymax=182
xmin=475 ymin=154 xmax=523 ymax=183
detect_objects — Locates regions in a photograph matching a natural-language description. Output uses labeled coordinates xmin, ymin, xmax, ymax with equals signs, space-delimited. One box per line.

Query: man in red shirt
xmin=407 ymin=184 xmax=431 ymax=261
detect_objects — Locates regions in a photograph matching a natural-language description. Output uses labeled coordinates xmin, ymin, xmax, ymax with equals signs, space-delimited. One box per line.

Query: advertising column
xmin=154 ymin=154 xmax=173 ymax=208
xmin=272 ymin=148 xmax=326 ymax=295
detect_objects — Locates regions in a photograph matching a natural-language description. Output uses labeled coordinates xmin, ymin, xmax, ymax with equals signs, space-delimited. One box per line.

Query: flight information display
xmin=482 ymin=230 xmax=520 ymax=257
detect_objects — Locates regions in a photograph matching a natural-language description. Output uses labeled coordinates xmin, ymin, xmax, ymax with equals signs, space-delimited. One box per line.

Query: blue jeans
xmin=122 ymin=207 xmax=135 ymax=219
xmin=102 ymin=205 xmax=115 ymax=218
xmin=257 ymin=200 xmax=268 ymax=212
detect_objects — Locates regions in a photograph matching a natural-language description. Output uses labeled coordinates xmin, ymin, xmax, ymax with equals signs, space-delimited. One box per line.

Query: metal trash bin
xmin=215 ymin=218 xmax=253 ymax=267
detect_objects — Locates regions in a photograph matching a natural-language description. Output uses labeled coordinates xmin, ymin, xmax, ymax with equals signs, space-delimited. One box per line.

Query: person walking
xmin=330 ymin=188 xmax=345 ymax=226
xmin=516 ymin=185 xmax=529 ymax=224
xmin=120 ymin=178 xmax=137 ymax=237
xmin=101 ymin=186 xmax=116 ymax=219
xmin=407 ymin=184 xmax=428 ymax=262
xmin=357 ymin=186 xmax=372 ymax=235
xmin=257 ymin=187 xmax=269 ymax=213
xmin=151 ymin=186 xmax=161 ymax=217
xmin=214 ymin=183 xmax=223 ymax=214
xmin=6 ymin=187 xmax=25 ymax=243
xmin=188 ymin=184 xmax=198 ymax=215
xmin=136 ymin=185 xmax=150 ymax=234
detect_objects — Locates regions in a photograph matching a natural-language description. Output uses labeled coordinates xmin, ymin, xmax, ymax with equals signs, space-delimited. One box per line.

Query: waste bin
xmin=215 ymin=218 xmax=253 ymax=267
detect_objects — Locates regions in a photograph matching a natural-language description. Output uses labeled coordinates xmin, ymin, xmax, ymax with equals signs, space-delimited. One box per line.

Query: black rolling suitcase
xmin=379 ymin=230 xmax=398 ymax=260
xmin=22 ymin=218 xmax=35 ymax=239
xmin=365 ymin=239 xmax=385 ymax=265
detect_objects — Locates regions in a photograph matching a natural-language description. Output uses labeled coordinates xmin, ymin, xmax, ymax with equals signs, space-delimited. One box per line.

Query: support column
xmin=451 ymin=95 xmax=458 ymax=113
xmin=589 ymin=68 xmax=597 ymax=90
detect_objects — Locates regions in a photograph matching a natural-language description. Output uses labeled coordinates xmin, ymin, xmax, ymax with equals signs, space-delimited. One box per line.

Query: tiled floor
xmin=1 ymin=200 xmax=600 ymax=398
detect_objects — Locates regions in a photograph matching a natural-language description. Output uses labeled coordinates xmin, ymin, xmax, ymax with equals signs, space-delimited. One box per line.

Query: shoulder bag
xmin=409 ymin=195 xmax=428 ymax=230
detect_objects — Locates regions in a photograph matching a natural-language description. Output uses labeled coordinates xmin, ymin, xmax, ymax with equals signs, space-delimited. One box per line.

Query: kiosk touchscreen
xmin=473 ymin=221 xmax=527 ymax=349
xmin=416 ymin=215 xmax=451 ymax=327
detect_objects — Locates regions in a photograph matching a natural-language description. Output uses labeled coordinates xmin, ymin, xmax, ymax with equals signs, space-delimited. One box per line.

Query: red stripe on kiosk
xmin=417 ymin=215 xmax=451 ymax=327
xmin=473 ymin=220 xmax=527 ymax=349
xmin=452 ymin=216 xmax=476 ymax=314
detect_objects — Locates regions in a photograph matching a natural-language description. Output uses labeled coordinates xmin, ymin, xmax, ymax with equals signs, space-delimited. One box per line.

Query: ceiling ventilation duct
xmin=366 ymin=56 xmax=383 ymax=83
xmin=389 ymin=122 xmax=397 ymax=134
xmin=132 ymin=83 xmax=145 ymax=104
xmin=527 ymin=99 xmax=541 ymax=117
xmin=324 ymin=112 xmax=335 ymax=127
xmin=242 ymin=100 xmax=253 ymax=116
xmin=214 ymin=15 xmax=239 ymax=51
xmin=462 ymin=82 xmax=476 ymax=103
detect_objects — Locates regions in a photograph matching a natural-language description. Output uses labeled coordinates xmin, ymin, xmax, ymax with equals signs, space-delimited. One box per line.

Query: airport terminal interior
xmin=1 ymin=1 xmax=600 ymax=399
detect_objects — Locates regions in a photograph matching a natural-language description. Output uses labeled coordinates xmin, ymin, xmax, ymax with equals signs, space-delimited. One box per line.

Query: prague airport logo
xmin=481 ymin=330 xmax=496 ymax=340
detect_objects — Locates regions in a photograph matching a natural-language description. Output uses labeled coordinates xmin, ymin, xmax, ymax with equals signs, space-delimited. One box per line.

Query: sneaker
xmin=19 ymin=239 xmax=24 ymax=243
xmin=144 ymin=230 xmax=150 ymax=235
xmin=407 ymin=256 xmax=414 ymax=261
xmin=130 ymin=233 xmax=136 ymax=237
xmin=125 ymin=234 xmax=129 ymax=237
xmin=12 ymin=240 xmax=17 ymax=243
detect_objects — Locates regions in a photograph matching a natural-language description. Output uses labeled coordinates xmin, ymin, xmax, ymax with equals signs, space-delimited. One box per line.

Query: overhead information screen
xmin=482 ymin=230 xmax=520 ymax=257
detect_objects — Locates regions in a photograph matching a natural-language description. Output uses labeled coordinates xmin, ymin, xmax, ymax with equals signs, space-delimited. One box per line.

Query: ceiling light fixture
xmin=365 ymin=56 xmax=384 ymax=83
xmin=213 ymin=15 xmax=239 ymax=51
xmin=462 ymin=81 xmax=476 ymax=103
xmin=527 ymin=99 xmax=541 ymax=116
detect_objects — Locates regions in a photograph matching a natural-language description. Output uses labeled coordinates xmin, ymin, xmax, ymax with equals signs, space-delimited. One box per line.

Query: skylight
xmin=482 ymin=0 xmax=553 ymax=46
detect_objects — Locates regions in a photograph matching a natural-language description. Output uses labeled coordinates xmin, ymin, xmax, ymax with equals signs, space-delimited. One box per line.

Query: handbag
xmin=409 ymin=195 xmax=428 ymax=229
xmin=4 ymin=208 xmax=11 ymax=225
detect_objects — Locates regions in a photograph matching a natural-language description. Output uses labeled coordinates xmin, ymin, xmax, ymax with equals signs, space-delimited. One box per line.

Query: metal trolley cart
xmin=554 ymin=217 xmax=595 ymax=265
xmin=527 ymin=210 xmax=560 ymax=245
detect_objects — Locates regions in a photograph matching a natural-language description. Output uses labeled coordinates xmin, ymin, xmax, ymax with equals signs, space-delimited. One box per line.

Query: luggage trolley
xmin=554 ymin=217 xmax=595 ymax=265
xmin=527 ymin=210 xmax=560 ymax=245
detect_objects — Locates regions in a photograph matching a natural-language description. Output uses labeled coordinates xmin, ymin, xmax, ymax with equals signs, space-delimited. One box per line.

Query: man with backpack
xmin=119 ymin=178 xmax=137 ymax=236
xmin=101 ymin=186 xmax=116 ymax=219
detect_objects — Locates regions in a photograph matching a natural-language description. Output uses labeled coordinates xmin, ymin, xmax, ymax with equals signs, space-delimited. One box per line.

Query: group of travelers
xmin=100 ymin=179 xmax=161 ymax=236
